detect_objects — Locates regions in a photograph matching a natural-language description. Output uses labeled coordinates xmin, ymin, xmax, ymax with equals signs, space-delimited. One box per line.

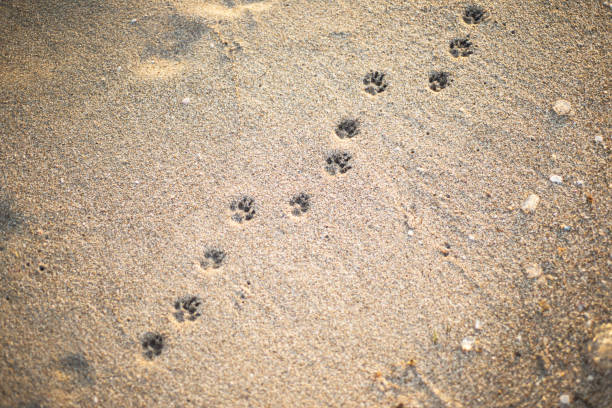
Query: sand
xmin=0 ymin=0 xmax=610 ymax=407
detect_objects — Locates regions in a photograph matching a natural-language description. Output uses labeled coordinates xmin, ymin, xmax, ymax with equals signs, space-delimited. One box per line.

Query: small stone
xmin=552 ymin=99 xmax=572 ymax=115
xmin=407 ymin=229 xmax=414 ymax=237
xmin=521 ymin=194 xmax=540 ymax=213
xmin=474 ymin=320 xmax=483 ymax=330
xmin=468 ymin=234 xmax=475 ymax=241
xmin=589 ymin=323 xmax=612 ymax=372
xmin=575 ymin=180 xmax=584 ymax=187
xmin=461 ymin=337 xmax=475 ymax=352
xmin=525 ymin=263 xmax=543 ymax=279
xmin=181 ymin=97 xmax=191 ymax=105
xmin=595 ymin=135 xmax=603 ymax=143
xmin=560 ymin=394 xmax=570 ymax=405
xmin=130 ymin=18 xmax=138 ymax=24
xmin=549 ymin=175 xmax=563 ymax=184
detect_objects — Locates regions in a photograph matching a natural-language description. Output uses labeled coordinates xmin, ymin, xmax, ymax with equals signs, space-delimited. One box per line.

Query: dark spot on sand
xmin=60 ymin=353 xmax=95 ymax=384
xmin=335 ymin=119 xmax=360 ymax=139
xmin=174 ymin=296 xmax=203 ymax=322
xmin=325 ymin=152 xmax=353 ymax=175
xmin=142 ymin=332 xmax=164 ymax=359
xmin=0 ymin=193 xmax=21 ymax=233
xmin=200 ymin=248 xmax=226 ymax=269
xmin=363 ymin=71 xmax=388 ymax=94
xmin=429 ymin=71 xmax=451 ymax=92
xmin=290 ymin=193 xmax=311 ymax=216
xmin=463 ymin=5 xmax=487 ymax=24
xmin=449 ymin=37 xmax=474 ymax=57
xmin=230 ymin=196 xmax=255 ymax=223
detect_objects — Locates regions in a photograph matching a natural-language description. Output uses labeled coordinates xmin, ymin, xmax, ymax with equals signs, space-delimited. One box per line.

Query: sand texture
xmin=0 ymin=0 xmax=611 ymax=407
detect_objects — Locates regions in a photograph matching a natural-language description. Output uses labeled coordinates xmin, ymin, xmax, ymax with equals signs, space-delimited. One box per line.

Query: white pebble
xmin=521 ymin=194 xmax=540 ymax=213
xmin=181 ymin=97 xmax=191 ymax=105
xmin=407 ymin=229 xmax=414 ymax=237
xmin=552 ymin=99 xmax=572 ymax=115
xmin=461 ymin=337 xmax=475 ymax=352
xmin=549 ymin=175 xmax=563 ymax=184
xmin=595 ymin=135 xmax=603 ymax=143
xmin=525 ymin=263 xmax=543 ymax=279
xmin=560 ymin=394 xmax=570 ymax=405
xmin=474 ymin=320 xmax=483 ymax=330
xmin=468 ymin=234 xmax=475 ymax=241
xmin=575 ymin=180 xmax=584 ymax=187
xmin=130 ymin=18 xmax=137 ymax=24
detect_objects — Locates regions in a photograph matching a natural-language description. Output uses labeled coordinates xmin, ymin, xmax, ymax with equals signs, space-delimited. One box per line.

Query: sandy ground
xmin=0 ymin=0 xmax=611 ymax=407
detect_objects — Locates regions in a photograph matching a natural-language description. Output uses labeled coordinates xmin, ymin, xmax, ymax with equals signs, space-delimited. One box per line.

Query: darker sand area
xmin=0 ymin=0 xmax=611 ymax=407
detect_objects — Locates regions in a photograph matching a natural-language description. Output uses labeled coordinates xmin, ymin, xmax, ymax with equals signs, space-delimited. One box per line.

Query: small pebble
xmin=525 ymin=263 xmax=543 ymax=279
xmin=549 ymin=175 xmax=563 ymax=184
xmin=407 ymin=229 xmax=415 ymax=237
xmin=474 ymin=320 xmax=483 ymax=330
xmin=468 ymin=234 xmax=475 ymax=241
xmin=130 ymin=18 xmax=137 ymax=24
xmin=594 ymin=135 xmax=603 ymax=143
xmin=575 ymin=180 xmax=584 ymax=187
xmin=560 ymin=394 xmax=570 ymax=405
xmin=562 ymin=225 xmax=572 ymax=232
xmin=552 ymin=99 xmax=572 ymax=115
xmin=461 ymin=337 xmax=475 ymax=352
xmin=521 ymin=193 xmax=540 ymax=213
xmin=181 ymin=97 xmax=191 ymax=105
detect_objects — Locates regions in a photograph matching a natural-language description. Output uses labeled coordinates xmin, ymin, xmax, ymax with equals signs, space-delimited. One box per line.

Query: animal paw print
xmin=335 ymin=119 xmax=360 ymax=139
xmin=200 ymin=249 xmax=226 ymax=269
xmin=325 ymin=152 xmax=353 ymax=175
xmin=449 ymin=37 xmax=474 ymax=57
xmin=230 ymin=196 xmax=255 ymax=223
xmin=363 ymin=71 xmax=388 ymax=95
xmin=429 ymin=71 xmax=451 ymax=91
xmin=141 ymin=332 xmax=164 ymax=359
xmin=174 ymin=296 xmax=203 ymax=322
xmin=233 ymin=282 xmax=251 ymax=310
xmin=289 ymin=193 xmax=311 ymax=216
xmin=463 ymin=5 xmax=487 ymax=24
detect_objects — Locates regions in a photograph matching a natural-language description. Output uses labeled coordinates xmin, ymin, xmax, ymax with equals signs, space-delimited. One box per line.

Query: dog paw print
xmin=449 ymin=37 xmax=474 ymax=57
xmin=141 ymin=332 xmax=164 ymax=359
xmin=174 ymin=296 xmax=203 ymax=322
xmin=325 ymin=152 xmax=353 ymax=175
xmin=429 ymin=71 xmax=451 ymax=91
xmin=463 ymin=5 xmax=487 ymax=24
xmin=289 ymin=193 xmax=311 ymax=216
xmin=200 ymin=249 xmax=226 ymax=269
xmin=230 ymin=196 xmax=255 ymax=223
xmin=335 ymin=119 xmax=360 ymax=139
xmin=363 ymin=71 xmax=388 ymax=95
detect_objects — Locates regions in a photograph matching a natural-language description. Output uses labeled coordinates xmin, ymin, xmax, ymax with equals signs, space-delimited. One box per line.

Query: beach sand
xmin=0 ymin=0 xmax=610 ymax=406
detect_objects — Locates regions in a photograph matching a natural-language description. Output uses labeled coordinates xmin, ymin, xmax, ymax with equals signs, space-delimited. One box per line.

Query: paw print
xmin=335 ymin=119 xmax=360 ymax=139
xmin=230 ymin=196 xmax=255 ymax=223
xmin=363 ymin=71 xmax=388 ymax=95
xmin=233 ymin=282 xmax=251 ymax=310
xmin=463 ymin=5 xmax=487 ymax=24
xmin=200 ymin=249 xmax=226 ymax=269
xmin=325 ymin=152 xmax=353 ymax=175
xmin=289 ymin=193 xmax=311 ymax=216
xmin=429 ymin=71 xmax=451 ymax=91
xmin=174 ymin=296 xmax=203 ymax=322
xmin=141 ymin=332 xmax=164 ymax=359
xmin=449 ymin=37 xmax=474 ymax=57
